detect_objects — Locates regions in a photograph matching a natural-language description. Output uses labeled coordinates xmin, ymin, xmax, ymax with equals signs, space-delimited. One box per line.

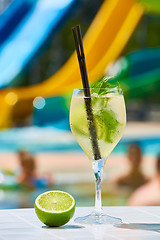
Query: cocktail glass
xmin=70 ymin=87 xmax=126 ymax=224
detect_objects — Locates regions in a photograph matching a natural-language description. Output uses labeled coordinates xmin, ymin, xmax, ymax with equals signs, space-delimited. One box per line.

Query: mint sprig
xmin=90 ymin=76 xmax=122 ymax=143
xmin=91 ymin=76 xmax=118 ymax=95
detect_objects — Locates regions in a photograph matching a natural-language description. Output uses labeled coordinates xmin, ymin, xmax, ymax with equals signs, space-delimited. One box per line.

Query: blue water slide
xmin=0 ymin=0 xmax=36 ymax=46
xmin=0 ymin=0 xmax=77 ymax=88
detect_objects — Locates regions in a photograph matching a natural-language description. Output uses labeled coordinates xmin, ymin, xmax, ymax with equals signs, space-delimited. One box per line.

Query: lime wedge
xmin=35 ymin=190 xmax=75 ymax=227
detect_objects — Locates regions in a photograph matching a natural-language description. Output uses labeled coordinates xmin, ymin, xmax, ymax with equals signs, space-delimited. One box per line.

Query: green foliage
xmin=138 ymin=0 xmax=160 ymax=14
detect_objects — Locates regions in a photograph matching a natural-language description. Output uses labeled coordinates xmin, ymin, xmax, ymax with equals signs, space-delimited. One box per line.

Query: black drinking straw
xmin=72 ymin=25 xmax=101 ymax=160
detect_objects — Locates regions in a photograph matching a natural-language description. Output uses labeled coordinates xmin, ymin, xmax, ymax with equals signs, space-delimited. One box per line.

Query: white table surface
xmin=0 ymin=207 xmax=160 ymax=240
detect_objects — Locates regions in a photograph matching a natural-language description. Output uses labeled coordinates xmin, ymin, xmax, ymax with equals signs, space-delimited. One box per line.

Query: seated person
xmin=128 ymin=155 xmax=160 ymax=206
xmin=114 ymin=144 xmax=147 ymax=189
xmin=17 ymin=151 xmax=53 ymax=189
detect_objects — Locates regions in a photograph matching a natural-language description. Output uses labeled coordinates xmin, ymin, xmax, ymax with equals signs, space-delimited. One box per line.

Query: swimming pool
xmin=0 ymin=125 xmax=159 ymax=156
xmin=0 ymin=183 xmax=130 ymax=209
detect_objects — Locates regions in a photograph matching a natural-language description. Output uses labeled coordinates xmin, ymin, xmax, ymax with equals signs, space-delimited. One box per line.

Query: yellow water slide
xmin=0 ymin=0 xmax=144 ymax=128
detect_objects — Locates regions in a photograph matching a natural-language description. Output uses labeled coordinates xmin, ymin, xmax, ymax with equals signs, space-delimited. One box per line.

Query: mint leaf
xmin=94 ymin=108 xmax=121 ymax=143
xmin=91 ymin=76 xmax=119 ymax=95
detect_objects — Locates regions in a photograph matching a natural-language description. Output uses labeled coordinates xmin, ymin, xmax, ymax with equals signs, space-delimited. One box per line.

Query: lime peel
xmin=35 ymin=190 xmax=76 ymax=227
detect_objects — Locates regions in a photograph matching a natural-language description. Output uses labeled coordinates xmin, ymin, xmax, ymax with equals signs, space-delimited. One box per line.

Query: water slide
xmin=0 ymin=0 xmax=36 ymax=46
xmin=108 ymin=47 xmax=160 ymax=99
xmin=0 ymin=0 xmax=78 ymax=88
xmin=0 ymin=0 xmax=144 ymax=128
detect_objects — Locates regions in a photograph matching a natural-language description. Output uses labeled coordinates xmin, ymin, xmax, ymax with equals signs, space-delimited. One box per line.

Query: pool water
xmin=0 ymin=183 xmax=130 ymax=209
xmin=0 ymin=126 xmax=159 ymax=156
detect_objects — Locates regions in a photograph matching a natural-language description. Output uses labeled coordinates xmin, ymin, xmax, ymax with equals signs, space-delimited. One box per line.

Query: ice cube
xmin=91 ymin=92 xmax=98 ymax=97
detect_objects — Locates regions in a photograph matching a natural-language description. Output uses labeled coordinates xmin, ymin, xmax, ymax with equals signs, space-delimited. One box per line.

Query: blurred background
xmin=0 ymin=0 xmax=159 ymax=209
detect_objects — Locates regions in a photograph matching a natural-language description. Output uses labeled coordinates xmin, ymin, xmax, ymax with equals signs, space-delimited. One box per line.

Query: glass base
xmin=74 ymin=211 xmax=122 ymax=225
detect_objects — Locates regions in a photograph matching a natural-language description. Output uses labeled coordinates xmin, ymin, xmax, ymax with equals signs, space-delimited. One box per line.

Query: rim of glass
xmin=73 ymin=87 xmax=122 ymax=96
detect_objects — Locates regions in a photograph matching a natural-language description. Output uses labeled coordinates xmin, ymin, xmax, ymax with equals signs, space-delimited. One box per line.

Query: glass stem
xmin=92 ymin=159 xmax=104 ymax=215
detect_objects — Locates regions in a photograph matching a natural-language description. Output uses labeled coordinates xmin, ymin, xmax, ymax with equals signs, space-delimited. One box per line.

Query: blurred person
xmin=17 ymin=151 xmax=53 ymax=189
xmin=128 ymin=155 xmax=160 ymax=206
xmin=16 ymin=150 xmax=33 ymax=176
xmin=113 ymin=143 xmax=147 ymax=189
xmin=17 ymin=149 xmax=30 ymax=162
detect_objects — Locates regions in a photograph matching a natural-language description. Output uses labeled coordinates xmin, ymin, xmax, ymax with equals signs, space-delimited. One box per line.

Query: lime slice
xmin=34 ymin=190 xmax=75 ymax=227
